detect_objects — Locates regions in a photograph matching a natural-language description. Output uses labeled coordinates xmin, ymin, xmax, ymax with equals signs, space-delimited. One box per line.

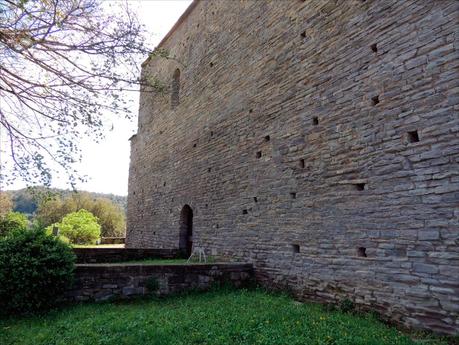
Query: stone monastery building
xmin=126 ymin=0 xmax=459 ymax=334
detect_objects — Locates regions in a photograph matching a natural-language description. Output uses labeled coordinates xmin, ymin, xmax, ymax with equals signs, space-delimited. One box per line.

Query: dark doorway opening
xmin=179 ymin=205 xmax=193 ymax=257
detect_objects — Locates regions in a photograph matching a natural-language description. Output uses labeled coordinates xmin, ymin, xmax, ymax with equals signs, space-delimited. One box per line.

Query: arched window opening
xmin=171 ymin=68 xmax=180 ymax=109
xmin=179 ymin=204 xmax=193 ymax=257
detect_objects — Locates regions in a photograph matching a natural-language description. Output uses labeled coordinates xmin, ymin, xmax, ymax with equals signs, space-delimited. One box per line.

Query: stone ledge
xmin=66 ymin=263 xmax=254 ymax=302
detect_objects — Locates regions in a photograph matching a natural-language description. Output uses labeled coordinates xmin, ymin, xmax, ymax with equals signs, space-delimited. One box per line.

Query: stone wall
xmin=65 ymin=263 xmax=253 ymax=302
xmin=100 ymin=237 xmax=126 ymax=245
xmin=74 ymin=248 xmax=182 ymax=263
xmin=127 ymin=0 xmax=459 ymax=334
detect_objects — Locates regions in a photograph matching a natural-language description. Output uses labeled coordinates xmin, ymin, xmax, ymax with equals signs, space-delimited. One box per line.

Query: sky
xmin=5 ymin=0 xmax=193 ymax=196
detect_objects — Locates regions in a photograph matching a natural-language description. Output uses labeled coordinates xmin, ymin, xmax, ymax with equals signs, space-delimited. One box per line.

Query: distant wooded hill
xmin=6 ymin=187 xmax=127 ymax=215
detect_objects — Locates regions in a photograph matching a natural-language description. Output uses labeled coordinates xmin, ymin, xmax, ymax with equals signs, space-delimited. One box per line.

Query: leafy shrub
xmin=0 ymin=211 xmax=28 ymax=237
xmin=48 ymin=209 xmax=101 ymax=244
xmin=0 ymin=228 xmax=75 ymax=314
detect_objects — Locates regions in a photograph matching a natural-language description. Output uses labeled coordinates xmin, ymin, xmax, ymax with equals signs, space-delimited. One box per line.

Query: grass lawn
xmin=107 ymin=258 xmax=189 ymax=265
xmin=116 ymin=258 xmax=217 ymax=265
xmin=0 ymin=289 xmax=451 ymax=345
xmin=72 ymin=244 xmax=125 ymax=248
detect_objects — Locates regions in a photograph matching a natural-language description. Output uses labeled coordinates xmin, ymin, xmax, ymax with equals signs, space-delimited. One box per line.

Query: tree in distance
xmin=48 ymin=209 xmax=100 ymax=245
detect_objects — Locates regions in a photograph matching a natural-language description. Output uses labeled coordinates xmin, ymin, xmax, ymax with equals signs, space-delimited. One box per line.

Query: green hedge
xmin=0 ymin=229 xmax=75 ymax=314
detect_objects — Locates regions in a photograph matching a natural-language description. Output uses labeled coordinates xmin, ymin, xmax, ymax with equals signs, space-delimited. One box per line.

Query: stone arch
xmin=171 ymin=68 xmax=180 ymax=109
xmin=179 ymin=204 xmax=193 ymax=257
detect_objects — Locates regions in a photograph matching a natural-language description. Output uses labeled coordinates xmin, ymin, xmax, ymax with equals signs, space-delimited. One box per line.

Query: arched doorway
xmin=179 ymin=205 xmax=193 ymax=257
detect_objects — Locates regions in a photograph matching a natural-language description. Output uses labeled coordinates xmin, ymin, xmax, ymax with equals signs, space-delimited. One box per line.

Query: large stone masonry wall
xmin=127 ymin=0 xmax=459 ymax=334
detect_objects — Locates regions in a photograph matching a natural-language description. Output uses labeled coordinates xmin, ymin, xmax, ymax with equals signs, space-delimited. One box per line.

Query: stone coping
xmin=75 ymin=262 xmax=253 ymax=271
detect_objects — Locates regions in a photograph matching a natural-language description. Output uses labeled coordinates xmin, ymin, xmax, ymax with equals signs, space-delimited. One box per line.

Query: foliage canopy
xmin=0 ymin=211 xmax=28 ymax=237
xmin=48 ymin=209 xmax=101 ymax=244
xmin=38 ymin=191 xmax=125 ymax=237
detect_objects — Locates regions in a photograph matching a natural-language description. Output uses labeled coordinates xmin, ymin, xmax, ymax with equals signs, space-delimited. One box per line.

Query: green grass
xmin=72 ymin=244 xmax=125 ymax=248
xmin=0 ymin=289 xmax=451 ymax=345
xmin=118 ymin=257 xmax=217 ymax=265
xmin=117 ymin=258 xmax=188 ymax=265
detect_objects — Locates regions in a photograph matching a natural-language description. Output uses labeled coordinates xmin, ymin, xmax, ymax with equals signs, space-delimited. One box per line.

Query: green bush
xmin=0 ymin=211 xmax=28 ymax=237
xmin=48 ymin=209 xmax=101 ymax=244
xmin=0 ymin=229 xmax=75 ymax=314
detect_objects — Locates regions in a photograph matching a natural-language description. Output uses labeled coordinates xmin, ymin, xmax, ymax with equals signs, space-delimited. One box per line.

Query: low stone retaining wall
xmin=65 ymin=263 xmax=254 ymax=302
xmin=74 ymin=248 xmax=182 ymax=263
xmin=100 ymin=237 xmax=126 ymax=245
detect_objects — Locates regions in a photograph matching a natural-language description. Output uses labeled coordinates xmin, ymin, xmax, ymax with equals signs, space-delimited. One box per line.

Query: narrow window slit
xmin=290 ymin=192 xmax=297 ymax=199
xmin=370 ymin=43 xmax=378 ymax=53
xmin=253 ymin=197 xmax=258 ymax=203
xmin=299 ymin=159 xmax=305 ymax=169
xmin=312 ymin=116 xmax=319 ymax=125
xmin=264 ymin=135 xmax=270 ymax=142
xmin=292 ymin=244 xmax=300 ymax=253
xmin=242 ymin=209 xmax=248 ymax=215
xmin=171 ymin=68 xmax=180 ymax=109
xmin=256 ymin=151 xmax=262 ymax=158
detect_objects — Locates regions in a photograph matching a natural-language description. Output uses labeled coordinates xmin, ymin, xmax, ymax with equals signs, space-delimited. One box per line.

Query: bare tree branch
xmin=0 ymin=0 xmax=159 ymax=188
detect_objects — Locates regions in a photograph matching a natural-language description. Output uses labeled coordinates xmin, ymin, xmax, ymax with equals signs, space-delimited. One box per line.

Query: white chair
xmin=187 ymin=246 xmax=207 ymax=263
